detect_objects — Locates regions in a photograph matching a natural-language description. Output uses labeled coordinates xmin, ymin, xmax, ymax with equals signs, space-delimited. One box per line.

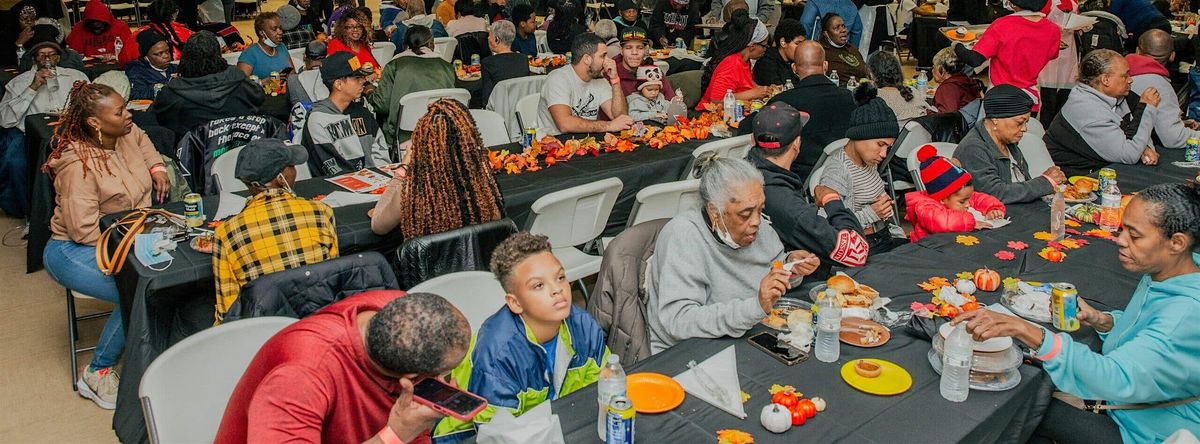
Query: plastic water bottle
xmin=815 ymin=297 xmax=842 ymax=363
xmin=917 ymin=70 xmax=929 ymax=97
xmin=940 ymin=323 xmax=973 ymax=402
xmin=829 ymin=70 xmax=840 ymax=87
xmin=114 ymin=36 xmax=124 ymax=58
xmin=846 ymin=76 xmax=857 ymax=92
xmin=597 ymin=354 xmax=627 ymax=440
xmin=784 ymin=78 xmax=794 ymax=91
xmin=1099 ymin=178 xmax=1122 ymax=232
xmin=723 ymin=89 xmax=736 ymax=123
xmin=1051 ymin=185 xmax=1066 ymax=241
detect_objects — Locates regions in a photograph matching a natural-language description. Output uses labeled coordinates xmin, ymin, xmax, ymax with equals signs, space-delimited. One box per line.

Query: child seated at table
xmin=627 ymin=65 xmax=673 ymax=124
xmin=904 ymin=145 xmax=1005 ymax=242
xmin=431 ymin=232 xmax=610 ymax=443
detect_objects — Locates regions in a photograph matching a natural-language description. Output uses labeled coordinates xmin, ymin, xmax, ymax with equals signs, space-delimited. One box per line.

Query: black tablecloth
xmin=909 ymin=16 xmax=950 ymax=70
xmin=108 ymin=137 xmax=702 ymax=444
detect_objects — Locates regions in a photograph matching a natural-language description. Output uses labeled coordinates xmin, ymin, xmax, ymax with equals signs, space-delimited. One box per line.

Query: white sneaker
xmin=77 ymin=366 xmax=119 ymax=410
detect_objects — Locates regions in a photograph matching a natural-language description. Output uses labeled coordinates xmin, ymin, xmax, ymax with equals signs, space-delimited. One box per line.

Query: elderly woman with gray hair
xmin=1045 ymin=49 xmax=1162 ymax=177
xmin=646 ymin=157 xmax=819 ymax=353
xmin=480 ymin=20 xmax=531 ymax=107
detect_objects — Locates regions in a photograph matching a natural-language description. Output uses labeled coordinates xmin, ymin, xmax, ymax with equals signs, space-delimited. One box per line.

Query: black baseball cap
xmin=235 ymin=138 xmax=308 ymax=186
xmin=305 ymin=40 xmax=328 ymax=61
xmin=752 ymin=103 xmax=809 ymax=150
xmin=320 ymin=51 xmax=373 ymax=81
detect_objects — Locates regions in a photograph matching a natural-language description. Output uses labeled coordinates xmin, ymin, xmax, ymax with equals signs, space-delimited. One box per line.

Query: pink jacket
xmin=904 ymin=191 xmax=1005 ymax=242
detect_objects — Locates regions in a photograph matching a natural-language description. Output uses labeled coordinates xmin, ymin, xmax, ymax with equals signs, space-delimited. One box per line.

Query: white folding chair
xmin=1017 ymin=129 xmax=1055 ymax=177
xmin=654 ymin=60 xmax=669 ymax=76
xmin=534 ymin=30 xmax=550 ymax=54
xmin=397 ymin=88 xmax=472 ymax=132
xmin=409 ymin=271 xmax=506 ymax=334
xmin=65 ymin=290 xmax=113 ymax=390
xmin=1024 ymin=116 xmax=1046 ymax=138
xmin=908 ymin=142 xmax=958 ymax=191
xmin=487 ymin=76 xmax=547 ymax=139
xmin=140 ymin=317 xmax=296 ymax=444
xmin=627 ymin=179 xmax=700 ymax=228
xmin=807 ymin=138 xmax=850 ymax=197
xmin=371 ymin=41 xmax=396 ymax=66
xmin=211 ymin=146 xmax=246 ymax=193
xmin=222 ymin=51 xmax=241 ymax=66
xmin=887 ymin=120 xmax=929 ymax=192
xmin=433 ymin=37 xmax=458 ymax=63
xmin=515 ymin=93 xmax=541 ymax=132
xmin=288 ymin=47 xmax=305 ymax=71
xmin=681 ymin=134 xmax=754 ymax=180
xmin=469 ymin=109 xmax=513 ymax=147
xmin=527 ymin=178 xmax=624 ymax=300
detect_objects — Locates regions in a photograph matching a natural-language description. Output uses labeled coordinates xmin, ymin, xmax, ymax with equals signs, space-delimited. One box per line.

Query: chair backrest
xmin=397 ymin=88 xmax=472 ymax=131
xmin=210 ymin=146 xmax=247 ymax=193
xmin=487 ymin=75 xmax=548 ymax=139
xmin=140 ymin=317 xmax=297 ymax=444
xmin=666 ymin=70 xmax=702 ymax=111
xmin=222 ymin=51 xmax=240 ymax=66
xmin=893 ymin=120 xmax=932 ymax=165
xmin=392 ymin=218 xmax=518 ymax=289
xmin=1024 ymin=116 xmax=1046 ymax=137
xmin=455 ymin=31 xmax=491 ymax=63
xmin=807 ymin=138 xmax=849 ymax=196
xmin=534 ymin=30 xmax=550 ymax=54
xmin=908 ymin=142 xmax=958 ymax=191
xmin=223 ymin=252 xmax=399 ymax=323
xmin=653 ymin=60 xmax=670 ymax=76
xmin=371 ymin=41 xmax=396 ymax=66
xmin=628 ymin=179 xmax=700 ymax=227
xmin=469 ymin=109 xmax=513 ymax=146
xmin=433 ymin=37 xmax=458 ymax=63
xmin=288 ymin=47 xmax=305 ymax=71
xmin=515 ymin=93 xmax=541 ymax=132
xmin=409 ymin=271 xmax=506 ymax=334
xmin=681 ymin=135 xmax=754 ymax=180
xmin=527 ymin=177 xmax=624 ymax=248
xmin=1017 ymin=130 xmax=1055 ymax=177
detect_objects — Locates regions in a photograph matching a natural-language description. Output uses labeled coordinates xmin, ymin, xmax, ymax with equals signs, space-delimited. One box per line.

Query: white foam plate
xmin=939 ymin=321 xmax=1013 ymax=353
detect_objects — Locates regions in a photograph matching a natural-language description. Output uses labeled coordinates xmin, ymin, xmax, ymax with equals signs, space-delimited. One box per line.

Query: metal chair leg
xmin=66 ymin=290 xmax=113 ymax=390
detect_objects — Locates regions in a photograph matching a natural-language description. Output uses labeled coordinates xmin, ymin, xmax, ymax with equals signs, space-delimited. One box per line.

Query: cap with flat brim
xmin=235 ymin=139 xmax=309 ymax=185
xmin=753 ymin=103 xmax=809 ymax=151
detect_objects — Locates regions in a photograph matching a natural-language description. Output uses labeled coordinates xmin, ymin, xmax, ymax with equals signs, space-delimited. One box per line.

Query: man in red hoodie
xmin=65 ymin=0 xmax=134 ymax=59
xmin=1127 ymin=29 xmax=1200 ymax=149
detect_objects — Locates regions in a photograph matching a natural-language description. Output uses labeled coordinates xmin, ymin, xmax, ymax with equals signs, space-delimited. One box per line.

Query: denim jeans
xmin=43 ymin=239 xmax=124 ymax=369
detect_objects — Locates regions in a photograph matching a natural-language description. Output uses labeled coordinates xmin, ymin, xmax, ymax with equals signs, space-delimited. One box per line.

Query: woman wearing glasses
xmin=695 ymin=10 xmax=772 ymax=111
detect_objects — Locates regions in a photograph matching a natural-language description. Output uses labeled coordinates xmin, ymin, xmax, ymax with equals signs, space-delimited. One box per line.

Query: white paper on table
xmin=476 ymin=401 xmax=565 ymax=444
xmin=214 ymin=193 xmax=248 ymax=220
xmin=673 ymin=345 xmax=746 ymax=419
xmin=969 ymin=208 xmax=1012 ymax=229
xmin=1171 ymin=161 xmax=1200 ymax=169
xmin=319 ymin=191 xmax=382 ymax=208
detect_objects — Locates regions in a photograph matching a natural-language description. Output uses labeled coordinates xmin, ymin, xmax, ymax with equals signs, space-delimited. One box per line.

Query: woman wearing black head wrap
xmin=954 ymin=84 xmax=1067 ymax=204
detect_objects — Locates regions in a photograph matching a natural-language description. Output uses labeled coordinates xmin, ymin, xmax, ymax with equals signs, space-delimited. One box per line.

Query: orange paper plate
xmin=944 ymin=31 xmax=976 ymax=42
xmin=626 ymin=372 xmax=685 ymax=413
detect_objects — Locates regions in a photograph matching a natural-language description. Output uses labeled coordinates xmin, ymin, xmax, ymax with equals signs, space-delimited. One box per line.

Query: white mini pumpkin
xmin=760 ymin=403 xmax=793 ymax=433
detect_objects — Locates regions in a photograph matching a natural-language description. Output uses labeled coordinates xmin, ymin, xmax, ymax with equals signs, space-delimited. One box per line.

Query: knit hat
xmin=753 ymin=103 xmax=809 ymax=150
xmin=636 ymin=65 xmax=663 ymax=90
xmin=916 ymin=144 xmax=972 ymax=201
xmin=277 ymin=4 xmax=302 ymax=31
xmin=983 ymin=84 xmax=1034 ymax=119
xmin=846 ymin=97 xmax=899 ymax=140
xmin=620 ymin=26 xmax=648 ymax=44
xmin=136 ymin=30 xmax=169 ymax=59
xmin=1011 ymin=0 xmax=1048 ymax=12
xmin=617 ymin=0 xmax=638 ymax=11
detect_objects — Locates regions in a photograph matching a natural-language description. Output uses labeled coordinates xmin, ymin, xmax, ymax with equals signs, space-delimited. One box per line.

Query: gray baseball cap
xmin=235 ymin=138 xmax=308 ymax=186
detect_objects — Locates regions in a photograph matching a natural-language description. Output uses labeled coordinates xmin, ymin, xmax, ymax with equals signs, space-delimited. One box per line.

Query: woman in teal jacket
xmin=955 ymin=183 xmax=1200 ymax=443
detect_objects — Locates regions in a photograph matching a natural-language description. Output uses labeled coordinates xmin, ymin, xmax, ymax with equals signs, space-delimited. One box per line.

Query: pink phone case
xmin=412 ymin=379 xmax=489 ymax=421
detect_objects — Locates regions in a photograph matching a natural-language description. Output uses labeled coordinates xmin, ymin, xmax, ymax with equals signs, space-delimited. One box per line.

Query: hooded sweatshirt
xmin=903 ymin=190 xmax=1004 ymax=242
xmin=1045 ymin=83 xmax=1157 ymax=176
xmin=65 ymin=0 xmax=135 ymax=58
xmin=1035 ymin=253 xmax=1200 ymax=443
xmin=151 ymin=66 xmax=266 ymax=137
xmin=1127 ymin=53 xmax=1199 ymax=149
xmin=301 ymin=98 xmax=391 ymax=176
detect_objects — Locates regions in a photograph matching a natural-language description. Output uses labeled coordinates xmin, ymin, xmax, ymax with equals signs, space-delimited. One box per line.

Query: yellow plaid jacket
xmin=213 ymin=189 xmax=339 ymax=324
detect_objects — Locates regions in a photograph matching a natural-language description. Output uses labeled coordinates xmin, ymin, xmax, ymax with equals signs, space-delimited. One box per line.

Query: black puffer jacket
xmin=151 ymin=66 xmax=266 ymax=137
xmin=222 ymin=252 xmax=399 ymax=323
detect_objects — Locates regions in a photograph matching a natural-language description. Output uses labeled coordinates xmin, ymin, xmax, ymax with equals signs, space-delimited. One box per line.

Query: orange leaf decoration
xmin=717 ymin=429 xmax=754 ymax=444
xmin=504 ymin=162 xmax=521 ymax=174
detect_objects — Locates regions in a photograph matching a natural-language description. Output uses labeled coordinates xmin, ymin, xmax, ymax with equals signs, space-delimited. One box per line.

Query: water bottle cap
xmin=607 ymin=354 xmax=619 ymax=364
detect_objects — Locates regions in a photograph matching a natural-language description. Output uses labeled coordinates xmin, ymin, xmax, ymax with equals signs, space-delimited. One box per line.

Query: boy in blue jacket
xmin=432 ymin=232 xmax=610 ymax=442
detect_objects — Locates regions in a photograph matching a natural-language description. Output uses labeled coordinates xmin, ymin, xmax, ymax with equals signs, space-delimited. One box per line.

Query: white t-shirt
xmin=537 ymin=65 xmax=614 ymax=135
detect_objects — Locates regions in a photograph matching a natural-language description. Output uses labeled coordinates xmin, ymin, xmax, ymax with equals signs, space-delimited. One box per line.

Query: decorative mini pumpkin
xmin=811 ymin=397 xmax=827 ymax=412
xmin=760 ymin=404 xmax=792 ymax=433
xmin=955 ymin=279 xmax=977 ymax=295
xmin=974 ymin=268 xmax=1001 ymax=292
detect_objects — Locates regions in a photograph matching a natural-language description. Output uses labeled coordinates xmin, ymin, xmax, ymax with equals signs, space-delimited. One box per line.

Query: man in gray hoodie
xmin=1046 ymin=49 xmax=1162 ymax=177
xmin=1127 ymin=29 xmax=1200 ymax=150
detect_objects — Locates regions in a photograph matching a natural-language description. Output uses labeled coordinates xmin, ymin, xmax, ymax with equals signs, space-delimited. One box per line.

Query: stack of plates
xmin=927 ymin=323 xmax=1022 ymax=391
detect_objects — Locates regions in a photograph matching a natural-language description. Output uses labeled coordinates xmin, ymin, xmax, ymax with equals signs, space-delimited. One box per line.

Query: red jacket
xmin=65 ymin=0 xmax=134 ymax=58
xmin=904 ymin=190 xmax=1005 ymax=242
xmin=932 ymin=74 xmax=983 ymax=113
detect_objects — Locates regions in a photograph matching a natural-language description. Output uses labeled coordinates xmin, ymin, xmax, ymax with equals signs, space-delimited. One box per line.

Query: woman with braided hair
xmin=327 ymin=10 xmax=380 ymax=70
xmin=370 ymin=99 xmax=505 ymax=238
xmin=42 ymin=81 xmax=170 ymax=410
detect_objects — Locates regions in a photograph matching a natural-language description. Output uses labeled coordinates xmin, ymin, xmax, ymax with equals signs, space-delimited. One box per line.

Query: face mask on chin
xmin=277 ymin=173 xmax=295 ymax=195
xmin=262 ymin=37 xmax=278 ymax=48
xmin=712 ymin=212 xmax=742 ymax=250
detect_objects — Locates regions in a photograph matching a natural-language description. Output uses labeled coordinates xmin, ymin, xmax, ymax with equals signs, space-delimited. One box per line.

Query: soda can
xmin=183 ymin=193 xmax=206 ymax=228
xmin=733 ymin=102 xmax=744 ymax=123
xmin=1051 ymin=283 xmax=1080 ymax=332
xmin=471 ymin=53 xmax=480 ymax=66
xmin=522 ymin=127 xmax=536 ymax=148
xmin=1187 ymin=138 xmax=1200 ymax=162
xmin=1098 ymin=168 xmax=1117 ymax=193
xmin=605 ymin=395 xmax=635 ymax=444
xmin=566 ymin=52 xmax=572 ymax=64
xmin=454 ymin=59 xmax=463 ymax=71
xmin=675 ymin=38 xmax=684 ymax=49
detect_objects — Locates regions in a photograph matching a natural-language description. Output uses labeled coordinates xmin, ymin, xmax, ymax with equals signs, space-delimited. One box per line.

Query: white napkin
xmin=673 ymin=345 xmax=746 ymax=419
xmin=476 ymin=401 xmax=565 ymax=444
xmin=969 ymin=208 xmax=1012 ymax=229
xmin=938 ymin=286 xmax=970 ymax=308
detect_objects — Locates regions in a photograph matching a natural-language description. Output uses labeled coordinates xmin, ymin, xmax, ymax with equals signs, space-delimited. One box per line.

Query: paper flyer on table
xmin=325 ymin=169 xmax=392 ymax=193
xmin=319 ymin=191 xmax=382 ymax=208
xmin=969 ymin=208 xmax=1012 ymax=229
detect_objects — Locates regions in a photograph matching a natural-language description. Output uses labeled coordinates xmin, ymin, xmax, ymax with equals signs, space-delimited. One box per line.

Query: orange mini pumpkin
xmin=974 ymin=268 xmax=1001 ymax=292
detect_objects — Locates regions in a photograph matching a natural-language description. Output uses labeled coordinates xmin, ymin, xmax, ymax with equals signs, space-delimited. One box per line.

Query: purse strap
xmin=1054 ymin=391 xmax=1200 ymax=414
xmin=96 ymin=209 xmax=183 ymax=275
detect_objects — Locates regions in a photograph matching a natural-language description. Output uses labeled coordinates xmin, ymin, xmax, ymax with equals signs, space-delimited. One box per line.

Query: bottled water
xmin=1051 ymin=185 xmax=1066 ymax=241
xmin=917 ymin=70 xmax=929 ymax=97
xmin=940 ymin=323 xmax=973 ymax=402
xmin=829 ymin=70 xmax=840 ymax=87
xmin=597 ymin=354 xmax=627 ymax=440
xmin=723 ymin=89 xmax=736 ymax=123
xmin=1099 ymin=179 xmax=1122 ymax=232
xmin=114 ymin=36 xmax=124 ymax=58
xmin=815 ymin=297 xmax=841 ymax=363
xmin=846 ymin=76 xmax=857 ymax=92
xmin=784 ymin=78 xmax=794 ymax=91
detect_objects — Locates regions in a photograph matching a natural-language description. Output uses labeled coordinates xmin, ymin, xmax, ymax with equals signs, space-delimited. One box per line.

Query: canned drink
xmin=1098 ymin=168 xmax=1117 ymax=193
xmin=733 ymin=102 xmax=744 ymax=122
xmin=1051 ymin=283 xmax=1080 ymax=332
xmin=675 ymin=37 xmax=684 ymax=49
xmin=699 ymin=42 xmax=708 ymax=55
xmin=454 ymin=59 xmax=463 ymax=71
xmin=566 ymin=52 xmax=572 ymax=64
xmin=605 ymin=396 xmax=635 ymax=444
xmin=1187 ymin=138 xmax=1200 ymax=162
xmin=522 ymin=127 xmax=535 ymax=148
xmin=471 ymin=54 xmax=480 ymax=66
xmin=183 ymin=193 xmax=206 ymax=228
xmin=153 ymin=83 xmax=163 ymax=98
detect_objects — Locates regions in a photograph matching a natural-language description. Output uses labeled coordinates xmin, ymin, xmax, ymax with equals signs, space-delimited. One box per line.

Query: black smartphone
xmin=747 ymin=331 xmax=809 ymax=366
xmin=412 ymin=378 xmax=489 ymax=420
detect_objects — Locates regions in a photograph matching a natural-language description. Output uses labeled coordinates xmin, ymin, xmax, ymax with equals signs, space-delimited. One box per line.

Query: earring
xmin=95 ymin=127 xmax=102 ymax=146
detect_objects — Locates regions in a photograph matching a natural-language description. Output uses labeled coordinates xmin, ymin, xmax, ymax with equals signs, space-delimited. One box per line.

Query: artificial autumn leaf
xmin=918 ymin=276 xmax=951 ymax=292
xmin=1064 ymin=219 xmax=1081 ymax=227
xmin=1007 ymin=241 xmax=1028 ymax=250
xmin=1059 ymin=239 xmax=1082 ymax=249
xmin=1073 ymin=238 xmax=1089 ymax=246
xmin=1065 ymin=228 xmax=1082 ymax=235
xmin=1047 ymin=241 xmax=1065 ymax=250
xmin=740 ymin=390 xmax=751 ymax=403
xmin=717 ymin=429 xmax=754 ymax=444
xmin=504 ymin=162 xmax=521 ymax=174
xmin=994 ymin=250 xmax=1016 ymax=261
xmin=956 ymin=235 xmax=980 ymax=246
xmin=1084 ymin=228 xmax=1114 ymax=238
xmin=768 ymin=384 xmax=797 ymax=395
xmin=1039 ymin=247 xmax=1066 ymax=262
xmin=955 ymin=271 xmax=974 ymax=280
xmin=1033 ymin=231 xmax=1054 ymax=241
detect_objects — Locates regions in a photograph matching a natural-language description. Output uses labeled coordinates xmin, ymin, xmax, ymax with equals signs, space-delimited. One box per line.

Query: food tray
xmin=1001 ymin=289 xmax=1052 ymax=323
xmin=928 ymin=348 xmax=1022 ymax=391
xmin=760 ymin=298 xmax=813 ymax=331
xmin=932 ymin=334 xmax=1023 ymax=373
